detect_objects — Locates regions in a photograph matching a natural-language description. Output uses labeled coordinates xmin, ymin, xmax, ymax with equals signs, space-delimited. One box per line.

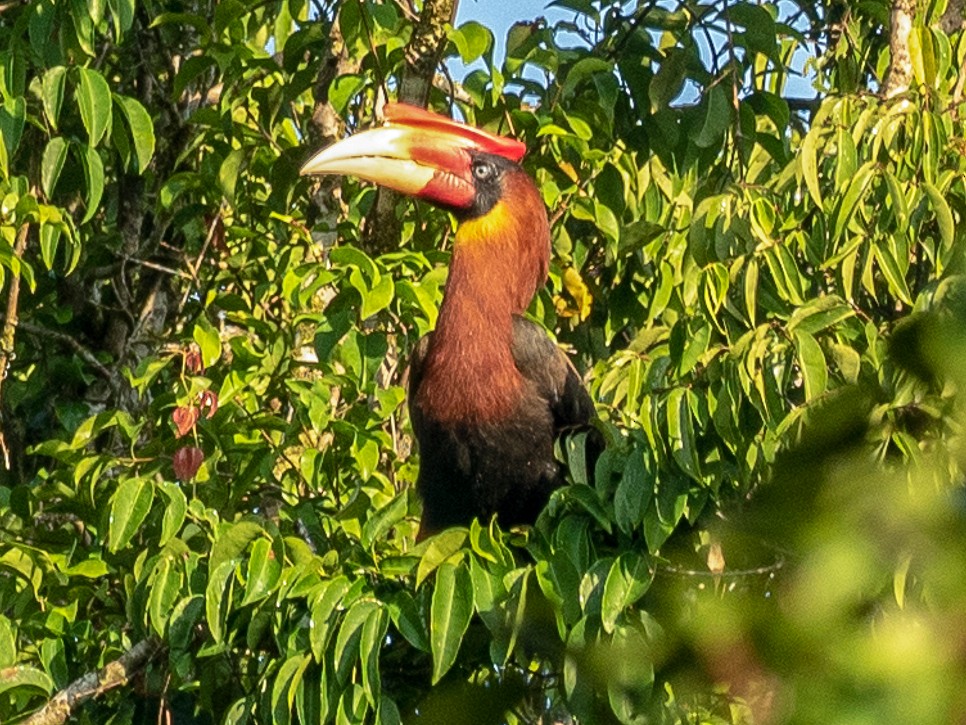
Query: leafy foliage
xmin=1 ymin=0 xmax=965 ymax=723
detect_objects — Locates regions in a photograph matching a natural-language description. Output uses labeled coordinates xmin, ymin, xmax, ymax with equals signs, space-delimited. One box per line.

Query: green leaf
xmin=606 ymin=623 xmax=655 ymax=721
xmin=693 ymin=84 xmax=730 ymax=148
xmin=385 ymin=590 xmax=429 ymax=652
xmin=894 ymin=554 xmax=913 ymax=609
xmin=787 ymin=295 xmax=854 ymax=335
xmin=360 ymin=606 xmax=388 ymax=706
xmin=87 ymin=0 xmax=105 ymax=25
xmin=42 ymin=66 xmax=67 ymax=130
xmin=0 ymin=615 xmax=15 ymax=668
xmin=210 ymin=521 xmax=265 ymax=573
xmin=801 ymin=126 xmax=824 ymax=208
xmin=107 ymin=0 xmax=135 ymax=39
xmin=430 ymin=561 xmax=473 ymax=684
xmin=75 ymin=68 xmax=112 ymax=147
xmin=272 ymin=654 xmax=312 ymax=724
xmin=874 ymin=244 xmax=913 ymax=305
xmin=565 ymin=111 xmax=593 ymax=141
xmin=158 ymin=482 xmax=187 ymax=546
xmin=79 ymin=144 xmax=104 ymax=223
xmin=328 ymin=74 xmax=367 ymax=116
xmin=667 ymin=388 xmax=701 ymax=480
xmin=148 ymin=556 xmax=184 ymax=636
xmin=193 ymin=318 xmax=221 ymax=368
xmin=0 ymin=97 xmax=25 ymax=161
xmin=359 ymin=273 xmax=395 ymax=320
xmin=242 ymin=538 xmax=282 ymax=606
xmin=834 ymin=127 xmax=857 ymax=190
xmin=63 ymin=557 xmax=109 ymax=578
xmin=562 ymin=57 xmax=613 ymax=99
xmin=650 ymin=48 xmax=688 ymax=112
xmin=361 ymin=492 xmax=408 ymax=549
xmin=334 ymin=600 xmax=379 ymax=681
xmin=115 ymin=95 xmax=156 ymax=174
xmin=0 ymin=666 xmax=54 ymax=697
xmin=41 ymin=137 xmax=68 ymax=198
xmin=218 ymin=148 xmax=246 ymax=204
xmin=922 ymin=182 xmax=954 ymax=252
xmin=310 ymin=576 xmax=352 ymax=662
xmin=613 ymin=453 xmax=651 ymax=535
xmin=450 ymin=21 xmax=492 ymax=64
xmin=594 ymin=201 xmax=620 ymax=244
xmin=726 ymin=3 xmax=777 ymax=58
xmin=415 ymin=529 xmax=466 ymax=587
xmin=150 ymin=11 xmax=211 ymax=36
xmin=566 ymin=484 xmax=613 ymax=533
xmin=883 ymin=171 xmax=909 ymax=235
xmin=69 ymin=0 xmax=95 ymax=55
xmin=830 ymin=342 xmax=861 ymax=383
xmin=206 ymin=561 xmax=235 ymax=644
xmin=744 ymin=257 xmax=759 ymax=326
xmin=793 ymin=330 xmax=827 ymax=402
xmin=909 ymin=27 xmax=936 ymax=86
xmin=0 ymin=120 xmax=7 ymax=177
xmin=168 ymin=594 xmax=205 ymax=650
xmin=108 ymin=477 xmax=154 ymax=552
xmin=39 ymin=223 xmax=63 ymax=273
xmin=601 ymin=552 xmax=653 ymax=634
xmin=833 ymin=161 xmax=874 ymax=240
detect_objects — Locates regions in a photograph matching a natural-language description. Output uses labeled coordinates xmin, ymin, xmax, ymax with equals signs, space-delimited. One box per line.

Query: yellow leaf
xmin=563 ymin=267 xmax=593 ymax=321
xmin=558 ymin=160 xmax=579 ymax=184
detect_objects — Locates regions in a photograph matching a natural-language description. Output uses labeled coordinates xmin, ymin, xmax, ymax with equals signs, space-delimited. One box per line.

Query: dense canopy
xmin=1 ymin=0 xmax=965 ymax=723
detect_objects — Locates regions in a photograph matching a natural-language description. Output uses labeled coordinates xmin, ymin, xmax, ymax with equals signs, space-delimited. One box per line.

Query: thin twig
xmin=0 ymin=222 xmax=30 ymax=468
xmin=178 ymin=206 xmax=225 ymax=310
xmin=15 ymin=320 xmax=123 ymax=392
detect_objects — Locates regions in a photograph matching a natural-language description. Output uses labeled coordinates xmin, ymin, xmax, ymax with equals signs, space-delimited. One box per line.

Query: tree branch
xmin=21 ymin=637 xmax=163 ymax=725
xmin=882 ymin=0 xmax=916 ymax=98
xmin=0 ymin=222 xmax=30 ymax=469
xmin=14 ymin=319 xmax=124 ymax=394
xmin=364 ymin=0 xmax=459 ymax=257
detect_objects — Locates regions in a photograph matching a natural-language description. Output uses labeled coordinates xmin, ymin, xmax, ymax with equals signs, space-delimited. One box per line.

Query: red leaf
xmin=199 ymin=390 xmax=218 ymax=419
xmin=173 ymin=446 xmax=204 ymax=481
xmin=184 ymin=347 xmax=204 ymax=374
xmin=172 ymin=406 xmax=199 ymax=438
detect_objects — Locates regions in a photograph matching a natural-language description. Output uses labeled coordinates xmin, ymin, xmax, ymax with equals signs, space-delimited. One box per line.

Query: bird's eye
xmin=472 ymin=162 xmax=494 ymax=181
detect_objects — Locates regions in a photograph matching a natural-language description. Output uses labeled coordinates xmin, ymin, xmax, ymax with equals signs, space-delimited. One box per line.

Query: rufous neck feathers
xmin=416 ymin=171 xmax=550 ymax=423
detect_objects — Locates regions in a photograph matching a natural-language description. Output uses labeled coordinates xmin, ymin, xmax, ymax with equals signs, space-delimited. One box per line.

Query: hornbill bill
xmin=301 ymin=103 xmax=597 ymax=537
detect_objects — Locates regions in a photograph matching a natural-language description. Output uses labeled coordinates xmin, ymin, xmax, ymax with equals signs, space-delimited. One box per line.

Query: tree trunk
xmin=363 ymin=0 xmax=459 ymax=257
xmin=882 ymin=0 xmax=916 ymax=98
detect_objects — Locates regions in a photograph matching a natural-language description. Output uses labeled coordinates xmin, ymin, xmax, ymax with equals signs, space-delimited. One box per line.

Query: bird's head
xmin=300 ymin=103 xmax=529 ymax=219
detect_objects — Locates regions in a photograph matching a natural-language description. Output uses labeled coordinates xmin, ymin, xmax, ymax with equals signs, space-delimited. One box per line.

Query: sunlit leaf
xmin=601 ymin=552 xmax=653 ymax=633
xmin=41 ymin=137 xmax=68 ymax=198
xmin=450 ymin=21 xmax=492 ymax=64
xmin=430 ymin=561 xmax=473 ymax=684
xmin=79 ymin=143 xmax=104 ymax=223
xmin=115 ymin=95 xmax=156 ymax=173
xmin=76 ymin=67 xmax=112 ymax=147
xmin=793 ymin=330 xmax=827 ymax=401
xmin=42 ymin=66 xmax=67 ymax=130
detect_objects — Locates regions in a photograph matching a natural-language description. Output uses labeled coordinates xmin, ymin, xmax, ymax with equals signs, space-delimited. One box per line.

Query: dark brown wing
xmin=509 ymin=316 xmax=596 ymax=432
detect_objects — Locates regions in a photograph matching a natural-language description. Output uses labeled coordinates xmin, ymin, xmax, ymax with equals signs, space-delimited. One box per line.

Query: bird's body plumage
xmin=410 ymin=316 xmax=596 ymax=534
xmin=301 ymin=104 xmax=597 ymax=536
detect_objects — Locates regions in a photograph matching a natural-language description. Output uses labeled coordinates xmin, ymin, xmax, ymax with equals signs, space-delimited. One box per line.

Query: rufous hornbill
xmin=301 ymin=103 xmax=596 ymax=537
